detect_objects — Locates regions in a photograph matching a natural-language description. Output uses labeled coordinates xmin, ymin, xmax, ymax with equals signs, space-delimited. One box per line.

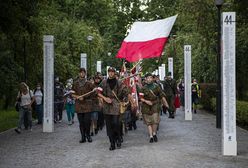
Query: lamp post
xmin=215 ymin=0 xmax=223 ymax=129
xmin=87 ymin=35 xmax=93 ymax=76
xmin=23 ymin=36 xmax=27 ymax=83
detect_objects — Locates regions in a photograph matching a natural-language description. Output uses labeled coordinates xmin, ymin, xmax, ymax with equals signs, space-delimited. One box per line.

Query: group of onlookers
xmin=15 ymin=82 xmax=43 ymax=133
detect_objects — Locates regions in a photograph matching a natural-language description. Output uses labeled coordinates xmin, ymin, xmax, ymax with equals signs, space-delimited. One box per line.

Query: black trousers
xmin=54 ymin=102 xmax=64 ymax=121
xmin=97 ymin=111 xmax=104 ymax=129
xmin=77 ymin=113 xmax=91 ymax=138
xmin=128 ymin=111 xmax=137 ymax=129
xmin=104 ymin=114 xmax=121 ymax=142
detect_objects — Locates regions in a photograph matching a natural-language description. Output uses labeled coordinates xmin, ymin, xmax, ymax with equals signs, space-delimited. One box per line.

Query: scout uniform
xmin=73 ymin=69 xmax=95 ymax=143
xmin=140 ymin=82 xmax=166 ymax=125
xmin=163 ymin=72 xmax=177 ymax=118
xmin=99 ymin=67 xmax=129 ymax=150
xmin=139 ymin=73 xmax=166 ymax=143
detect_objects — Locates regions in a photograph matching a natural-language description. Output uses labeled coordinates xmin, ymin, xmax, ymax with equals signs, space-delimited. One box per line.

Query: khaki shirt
xmin=139 ymin=83 xmax=166 ymax=115
xmin=163 ymin=79 xmax=177 ymax=96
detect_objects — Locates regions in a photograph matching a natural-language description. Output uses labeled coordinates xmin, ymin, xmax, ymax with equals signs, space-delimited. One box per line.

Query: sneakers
xmin=68 ymin=121 xmax=72 ymax=125
xmin=15 ymin=128 xmax=21 ymax=134
xmin=58 ymin=120 xmax=62 ymax=123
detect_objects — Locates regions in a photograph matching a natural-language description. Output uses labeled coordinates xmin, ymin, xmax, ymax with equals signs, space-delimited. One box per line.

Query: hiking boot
xmin=109 ymin=144 xmax=116 ymax=151
xmin=149 ymin=137 xmax=154 ymax=143
xmin=79 ymin=137 xmax=86 ymax=143
xmin=153 ymin=135 xmax=158 ymax=142
xmin=86 ymin=136 xmax=92 ymax=143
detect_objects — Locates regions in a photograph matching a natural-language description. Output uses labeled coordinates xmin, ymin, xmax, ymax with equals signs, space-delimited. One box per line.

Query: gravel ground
xmin=0 ymin=108 xmax=247 ymax=168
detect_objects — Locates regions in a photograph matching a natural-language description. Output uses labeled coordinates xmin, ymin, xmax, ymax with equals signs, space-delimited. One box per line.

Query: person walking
xmin=15 ymin=82 xmax=35 ymax=133
xmin=192 ymin=79 xmax=201 ymax=113
xmin=90 ymin=74 xmax=102 ymax=136
xmin=178 ymin=79 xmax=185 ymax=108
xmin=98 ymin=67 xmax=130 ymax=150
xmin=162 ymin=72 xmax=177 ymax=118
xmin=139 ymin=73 xmax=168 ymax=143
xmin=33 ymin=83 xmax=43 ymax=125
xmin=54 ymin=76 xmax=64 ymax=123
xmin=72 ymin=68 xmax=95 ymax=143
xmin=64 ymin=81 xmax=75 ymax=125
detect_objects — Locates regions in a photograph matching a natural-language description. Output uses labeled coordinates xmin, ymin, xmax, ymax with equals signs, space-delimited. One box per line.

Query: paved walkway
xmin=0 ymin=108 xmax=247 ymax=168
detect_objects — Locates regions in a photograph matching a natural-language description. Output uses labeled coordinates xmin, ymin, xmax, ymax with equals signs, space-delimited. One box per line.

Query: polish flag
xmin=116 ymin=15 xmax=177 ymax=62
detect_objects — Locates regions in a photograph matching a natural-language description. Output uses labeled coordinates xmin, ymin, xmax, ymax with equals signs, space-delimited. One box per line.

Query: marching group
xmin=14 ymin=67 xmax=201 ymax=151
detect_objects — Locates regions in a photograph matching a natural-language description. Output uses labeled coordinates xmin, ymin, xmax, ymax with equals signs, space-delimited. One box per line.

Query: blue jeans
xmin=91 ymin=111 xmax=99 ymax=121
xmin=18 ymin=106 xmax=32 ymax=129
xmin=66 ymin=103 xmax=75 ymax=121
xmin=35 ymin=104 xmax=43 ymax=124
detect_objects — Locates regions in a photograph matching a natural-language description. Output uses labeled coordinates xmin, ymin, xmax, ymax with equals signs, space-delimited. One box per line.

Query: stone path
xmin=0 ymin=108 xmax=247 ymax=168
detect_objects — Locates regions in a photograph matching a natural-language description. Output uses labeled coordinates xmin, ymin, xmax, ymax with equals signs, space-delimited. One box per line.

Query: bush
xmin=0 ymin=109 xmax=19 ymax=132
xmin=236 ymin=101 xmax=248 ymax=128
xmin=209 ymin=98 xmax=248 ymax=129
xmin=199 ymin=83 xmax=216 ymax=111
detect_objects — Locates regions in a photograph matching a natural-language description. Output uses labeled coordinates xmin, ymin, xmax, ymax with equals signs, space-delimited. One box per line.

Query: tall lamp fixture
xmin=215 ymin=0 xmax=224 ymax=129
xmin=87 ymin=35 xmax=93 ymax=76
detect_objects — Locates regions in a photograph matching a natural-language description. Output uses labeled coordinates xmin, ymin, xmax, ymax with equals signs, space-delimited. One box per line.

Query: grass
xmin=0 ymin=109 xmax=19 ymax=133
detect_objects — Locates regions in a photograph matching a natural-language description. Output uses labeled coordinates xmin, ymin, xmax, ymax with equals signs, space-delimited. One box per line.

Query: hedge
xmin=199 ymin=83 xmax=248 ymax=129
xmin=209 ymin=98 xmax=248 ymax=129
xmin=199 ymin=83 xmax=216 ymax=111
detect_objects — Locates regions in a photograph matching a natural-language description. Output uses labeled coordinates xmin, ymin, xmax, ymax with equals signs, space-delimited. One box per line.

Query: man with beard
xmin=139 ymin=73 xmax=168 ymax=143
xmin=98 ymin=67 xmax=129 ymax=150
xmin=72 ymin=68 xmax=95 ymax=143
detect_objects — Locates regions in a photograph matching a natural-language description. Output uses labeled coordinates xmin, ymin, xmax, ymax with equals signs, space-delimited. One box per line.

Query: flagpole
xmin=130 ymin=60 xmax=142 ymax=72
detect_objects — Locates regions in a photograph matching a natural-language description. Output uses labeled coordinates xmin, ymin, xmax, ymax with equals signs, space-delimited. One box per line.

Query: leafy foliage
xmin=0 ymin=0 xmax=248 ymax=109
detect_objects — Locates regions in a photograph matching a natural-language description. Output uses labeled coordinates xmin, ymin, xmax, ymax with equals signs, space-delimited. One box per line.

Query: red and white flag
xmin=116 ymin=15 xmax=177 ymax=62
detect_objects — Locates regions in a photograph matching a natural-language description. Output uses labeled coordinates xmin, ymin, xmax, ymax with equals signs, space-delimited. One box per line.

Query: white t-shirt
xmin=34 ymin=90 xmax=43 ymax=105
xmin=18 ymin=90 xmax=34 ymax=106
